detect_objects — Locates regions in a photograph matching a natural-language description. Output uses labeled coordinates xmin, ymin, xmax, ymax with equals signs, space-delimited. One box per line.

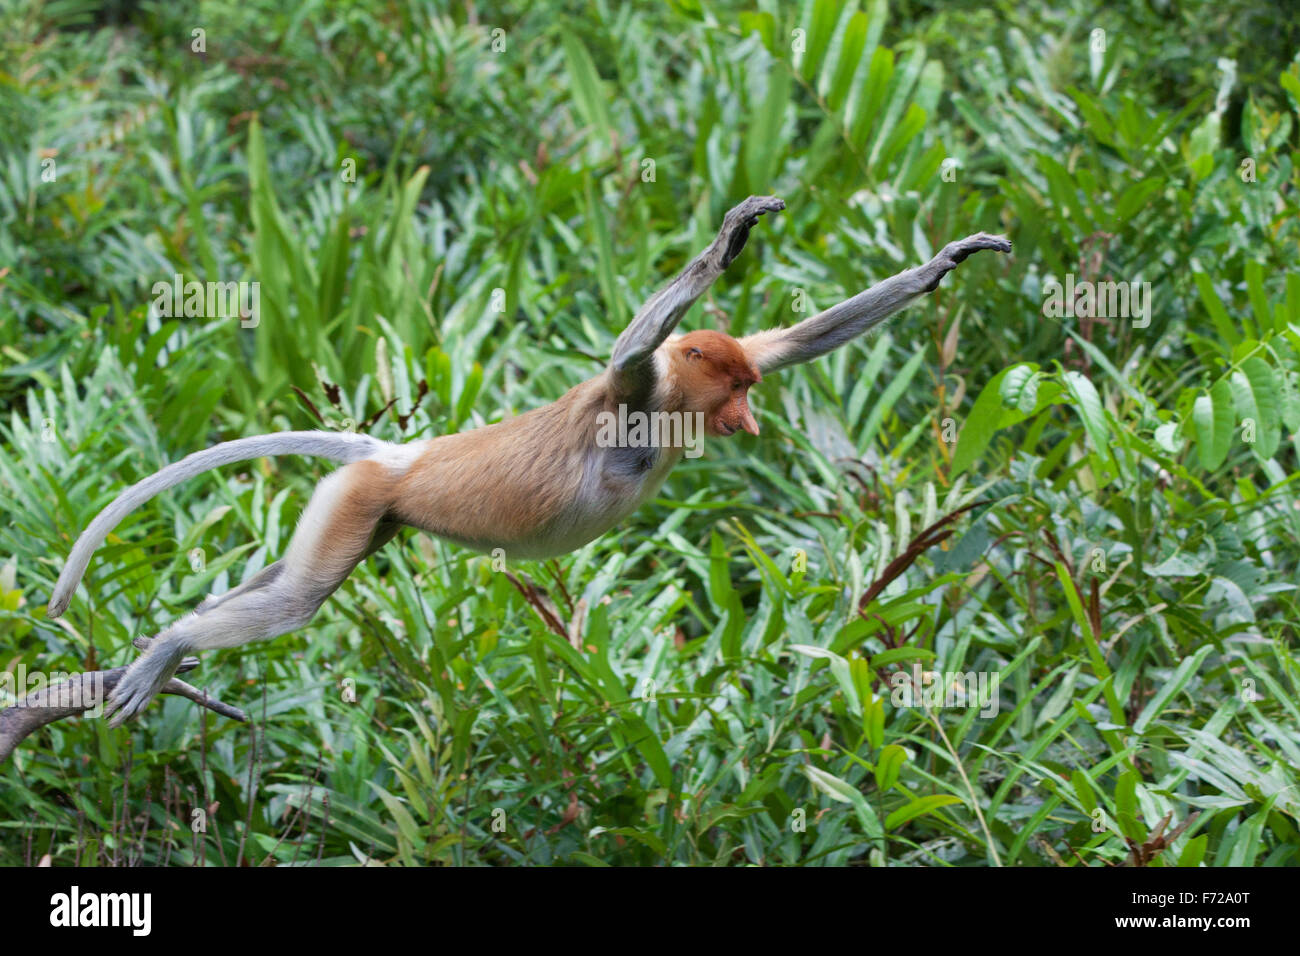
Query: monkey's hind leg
xmin=105 ymin=460 xmax=398 ymax=726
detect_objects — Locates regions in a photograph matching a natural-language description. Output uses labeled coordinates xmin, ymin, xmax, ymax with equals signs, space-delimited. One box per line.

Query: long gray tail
xmin=48 ymin=430 xmax=386 ymax=618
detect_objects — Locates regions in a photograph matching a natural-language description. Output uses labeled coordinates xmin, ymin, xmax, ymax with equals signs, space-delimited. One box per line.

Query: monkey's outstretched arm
xmin=740 ymin=233 xmax=1011 ymax=373
xmin=610 ymin=195 xmax=784 ymax=399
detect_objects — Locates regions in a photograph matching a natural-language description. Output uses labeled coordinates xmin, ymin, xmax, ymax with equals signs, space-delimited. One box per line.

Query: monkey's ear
xmin=684 ymin=346 xmax=703 ymax=361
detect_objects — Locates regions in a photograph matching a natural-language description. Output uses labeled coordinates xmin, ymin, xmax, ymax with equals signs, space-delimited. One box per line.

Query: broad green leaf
xmin=857 ymin=348 xmax=925 ymax=451
xmin=1193 ymin=272 xmax=1239 ymax=345
xmin=1071 ymin=769 xmax=1097 ymax=814
xmin=803 ymin=765 xmax=859 ymax=804
xmin=1192 ymin=378 xmax=1234 ymax=470
xmin=1244 ymin=260 xmax=1272 ymax=335
xmin=951 ymin=366 xmax=1014 ymax=476
xmin=561 ymin=35 xmax=614 ymax=153
xmin=745 ymin=68 xmax=791 ymax=191
xmin=848 ymin=46 xmax=894 ymax=148
xmin=803 ymin=767 xmax=884 ymax=839
xmin=797 ymin=0 xmax=840 ymax=82
xmin=1240 ymin=357 xmax=1281 ymax=458
xmin=869 ymin=647 xmax=936 ymax=668
xmin=874 ymin=101 xmax=927 ymax=170
xmin=1177 ymin=834 xmax=1208 ymax=867
xmin=1061 ymin=370 xmax=1110 ymax=464
xmin=885 ymin=794 xmax=963 ymax=830
xmin=1282 ymin=370 xmax=1300 ymax=431
xmin=1114 ymin=770 xmax=1144 ymax=840
xmin=1145 ymin=553 xmax=1208 ymax=577
xmin=621 ymin=714 xmax=673 ymax=788
xmin=789 ymin=644 xmax=861 ymax=716
xmin=1115 ymin=177 xmax=1164 ymax=224
xmin=1227 ymin=370 xmax=1259 ymax=441
xmin=999 ymin=363 xmax=1040 ymax=413
xmin=825 ymin=12 xmax=867 ymax=112
xmin=453 ymin=362 xmax=483 ymax=429
xmin=875 ymin=744 xmax=907 ymax=791
xmin=1154 ymin=421 xmax=1183 ymax=454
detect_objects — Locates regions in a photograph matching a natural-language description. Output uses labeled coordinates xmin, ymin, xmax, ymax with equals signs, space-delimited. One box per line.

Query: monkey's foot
xmin=104 ymin=639 xmax=188 ymax=726
xmin=718 ymin=195 xmax=785 ymax=267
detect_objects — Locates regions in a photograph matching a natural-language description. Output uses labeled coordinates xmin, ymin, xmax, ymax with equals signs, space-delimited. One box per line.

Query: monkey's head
xmin=673 ymin=330 xmax=762 ymax=438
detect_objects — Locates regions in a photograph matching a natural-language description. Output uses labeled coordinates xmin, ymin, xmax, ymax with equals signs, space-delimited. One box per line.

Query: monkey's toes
xmin=104 ymin=649 xmax=187 ymax=726
xmin=105 ymin=681 xmax=155 ymax=726
xmin=103 ymin=688 xmax=139 ymax=727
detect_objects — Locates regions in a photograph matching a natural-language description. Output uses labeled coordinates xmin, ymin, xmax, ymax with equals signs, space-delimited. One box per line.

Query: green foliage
xmin=1 ymin=0 xmax=1297 ymax=867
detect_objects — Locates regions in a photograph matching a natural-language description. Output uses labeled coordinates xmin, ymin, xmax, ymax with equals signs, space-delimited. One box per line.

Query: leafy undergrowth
xmin=1 ymin=0 xmax=1297 ymax=866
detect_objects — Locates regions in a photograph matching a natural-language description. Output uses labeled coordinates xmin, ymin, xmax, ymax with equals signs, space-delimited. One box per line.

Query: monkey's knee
xmin=195 ymin=562 xmax=287 ymax=617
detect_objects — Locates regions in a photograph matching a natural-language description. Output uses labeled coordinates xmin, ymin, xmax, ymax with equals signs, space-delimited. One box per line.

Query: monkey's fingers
xmin=725 ymin=194 xmax=785 ymax=228
xmin=942 ymin=232 xmax=1013 ymax=263
xmin=920 ymin=234 xmax=1011 ymax=293
xmin=720 ymin=195 xmax=785 ymax=266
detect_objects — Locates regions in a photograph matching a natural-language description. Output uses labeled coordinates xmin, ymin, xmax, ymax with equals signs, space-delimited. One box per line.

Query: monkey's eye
xmin=731 ymin=381 xmax=743 ymax=391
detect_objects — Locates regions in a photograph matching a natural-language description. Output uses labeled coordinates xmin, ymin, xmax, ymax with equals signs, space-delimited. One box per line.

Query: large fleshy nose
xmin=739 ymin=399 xmax=759 ymax=435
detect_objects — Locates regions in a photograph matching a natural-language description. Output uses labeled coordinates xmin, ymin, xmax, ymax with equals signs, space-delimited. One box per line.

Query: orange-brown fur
xmin=671 ymin=330 xmax=762 ymax=436
xmin=390 ymin=378 xmax=608 ymax=555
xmin=310 ymin=459 xmax=399 ymax=581
xmin=387 ymin=330 xmax=760 ymax=558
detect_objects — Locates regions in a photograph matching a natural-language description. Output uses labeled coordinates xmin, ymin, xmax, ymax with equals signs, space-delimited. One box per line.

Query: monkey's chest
xmin=607 ymin=444 xmax=681 ymax=507
xmin=396 ymin=426 xmax=682 ymax=560
xmin=519 ymin=444 xmax=680 ymax=558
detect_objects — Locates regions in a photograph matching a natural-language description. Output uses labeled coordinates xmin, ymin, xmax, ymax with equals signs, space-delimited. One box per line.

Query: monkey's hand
xmin=922 ymin=233 xmax=1012 ymax=292
xmin=611 ymin=194 xmax=785 ymax=386
xmin=716 ymin=195 xmax=786 ymax=268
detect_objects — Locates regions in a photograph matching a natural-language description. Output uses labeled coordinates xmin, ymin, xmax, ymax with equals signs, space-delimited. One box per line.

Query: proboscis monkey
xmin=45 ymin=196 xmax=1010 ymax=725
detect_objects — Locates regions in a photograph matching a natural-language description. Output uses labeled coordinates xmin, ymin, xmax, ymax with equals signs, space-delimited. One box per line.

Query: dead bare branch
xmin=1 ymin=658 xmax=248 ymax=762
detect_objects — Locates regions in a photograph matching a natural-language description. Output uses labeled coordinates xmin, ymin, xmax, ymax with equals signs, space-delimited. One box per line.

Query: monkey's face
xmin=704 ymin=371 xmax=760 ymax=437
xmin=676 ymin=331 xmax=761 ymax=438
